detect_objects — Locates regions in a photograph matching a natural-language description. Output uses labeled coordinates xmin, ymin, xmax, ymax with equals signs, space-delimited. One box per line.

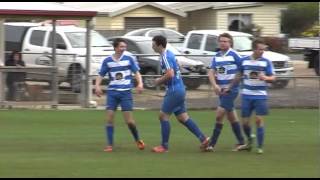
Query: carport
xmin=0 ymin=2 xmax=97 ymax=108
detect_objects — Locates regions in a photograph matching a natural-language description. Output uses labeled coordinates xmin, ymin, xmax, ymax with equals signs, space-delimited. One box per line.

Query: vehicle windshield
xmin=65 ymin=31 xmax=111 ymax=48
xmin=135 ymin=41 xmax=182 ymax=54
xmin=233 ymin=36 xmax=252 ymax=51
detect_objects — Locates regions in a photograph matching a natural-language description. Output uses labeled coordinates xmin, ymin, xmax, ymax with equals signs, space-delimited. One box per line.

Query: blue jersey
xmin=99 ymin=53 xmax=139 ymax=91
xmin=210 ymin=48 xmax=242 ymax=90
xmin=240 ymin=55 xmax=275 ymax=99
xmin=160 ymin=50 xmax=185 ymax=92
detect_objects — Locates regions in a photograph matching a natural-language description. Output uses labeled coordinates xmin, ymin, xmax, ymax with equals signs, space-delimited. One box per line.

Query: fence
xmin=0 ymin=52 xmax=319 ymax=109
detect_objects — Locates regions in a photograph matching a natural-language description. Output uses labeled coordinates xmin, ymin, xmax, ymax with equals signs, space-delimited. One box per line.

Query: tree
xmin=282 ymin=2 xmax=319 ymax=37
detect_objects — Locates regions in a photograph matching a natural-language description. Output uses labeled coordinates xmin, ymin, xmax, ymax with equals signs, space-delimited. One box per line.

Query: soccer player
xmin=95 ymin=38 xmax=145 ymax=152
xmin=226 ymin=39 xmax=276 ymax=154
xmin=206 ymin=33 xmax=245 ymax=152
xmin=151 ymin=35 xmax=209 ymax=153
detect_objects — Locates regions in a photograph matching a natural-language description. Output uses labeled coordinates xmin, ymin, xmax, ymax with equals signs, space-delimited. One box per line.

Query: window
xmin=149 ymin=30 xmax=166 ymax=37
xmin=204 ymin=35 xmax=218 ymax=52
xmin=48 ymin=32 xmax=66 ymax=48
xmin=228 ymin=14 xmax=252 ymax=32
xmin=187 ymin=34 xmax=203 ymax=50
xmin=126 ymin=41 xmax=139 ymax=54
xmin=30 ymin=30 xmax=46 ymax=46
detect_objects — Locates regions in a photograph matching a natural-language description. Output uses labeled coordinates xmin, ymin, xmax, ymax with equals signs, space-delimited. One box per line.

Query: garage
xmin=124 ymin=17 xmax=164 ymax=32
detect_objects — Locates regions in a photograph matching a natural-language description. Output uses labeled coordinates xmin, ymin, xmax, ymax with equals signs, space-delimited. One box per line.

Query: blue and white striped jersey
xmin=160 ymin=49 xmax=185 ymax=92
xmin=210 ymin=48 xmax=242 ymax=90
xmin=240 ymin=55 xmax=275 ymax=99
xmin=99 ymin=53 xmax=139 ymax=91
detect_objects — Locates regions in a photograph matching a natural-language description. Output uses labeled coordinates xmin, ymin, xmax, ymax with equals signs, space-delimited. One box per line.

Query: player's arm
xmin=259 ymin=59 xmax=276 ymax=82
xmin=223 ymin=72 xmax=242 ymax=94
xmin=95 ymin=76 xmax=104 ymax=97
xmin=155 ymin=69 xmax=174 ymax=86
xmin=134 ymin=71 xmax=144 ymax=94
xmin=208 ymin=68 xmax=221 ymax=95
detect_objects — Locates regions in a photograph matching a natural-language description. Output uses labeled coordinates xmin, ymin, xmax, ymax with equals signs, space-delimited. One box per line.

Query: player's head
xmin=113 ymin=38 xmax=127 ymax=54
xmin=152 ymin=35 xmax=167 ymax=53
xmin=252 ymin=39 xmax=266 ymax=58
xmin=218 ymin=33 xmax=233 ymax=51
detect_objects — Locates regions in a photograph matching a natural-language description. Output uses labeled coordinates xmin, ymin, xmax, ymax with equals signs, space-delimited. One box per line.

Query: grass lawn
xmin=0 ymin=109 xmax=319 ymax=177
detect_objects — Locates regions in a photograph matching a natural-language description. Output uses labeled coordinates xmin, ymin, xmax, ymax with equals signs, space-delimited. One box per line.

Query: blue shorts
xmin=219 ymin=90 xmax=238 ymax=112
xmin=161 ymin=89 xmax=186 ymax=116
xmin=241 ymin=98 xmax=268 ymax=118
xmin=106 ymin=90 xmax=133 ymax=111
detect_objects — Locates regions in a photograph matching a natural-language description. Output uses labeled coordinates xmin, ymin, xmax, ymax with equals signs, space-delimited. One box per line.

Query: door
xmin=124 ymin=17 xmax=164 ymax=32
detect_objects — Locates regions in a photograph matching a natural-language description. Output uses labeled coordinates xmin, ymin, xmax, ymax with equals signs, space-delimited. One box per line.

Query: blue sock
xmin=209 ymin=123 xmax=223 ymax=146
xmin=231 ymin=122 xmax=245 ymax=145
xmin=243 ymin=124 xmax=252 ymax=140
xmin=128 ymin=123 xmax=139 ymax=142
xmin=182 ymin=118 xmax=206 ymax=142
xmin=160 ymin=120 xmax=170 ymax=149
xmin=257 ymin=127 xmax=264 ymax=148
xmin=105 ymin=125 xmax=114 ymax=146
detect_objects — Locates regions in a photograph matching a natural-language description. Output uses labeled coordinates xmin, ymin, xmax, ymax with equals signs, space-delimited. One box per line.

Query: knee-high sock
xmin=231 ymin=122 xmax=245 ymax=145
xmin=209 ymin=123 xmax=223 ymax=146
xmin=105 ymin=125 xmax=114 ymax=146
xmin=127 ymin=123 xmax=139 ymax=142
xmin=257 ymin=126 xmax=264 ymax=148
xmin=160 ymin=120 xmax=170 ymax=149
xmin=243 ymin=124 xmax=252 ymax=141
xmin=181 ymin=118 xmax=206 ymax=142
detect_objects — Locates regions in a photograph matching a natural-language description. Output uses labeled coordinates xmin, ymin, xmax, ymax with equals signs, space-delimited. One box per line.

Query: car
xmin=124 ymin=28 xmax=185 ymax=48
xmin=108 ymin=36 xmax=207 ymax=90
xmin=179 ymin=30 xmax=294 ymax=89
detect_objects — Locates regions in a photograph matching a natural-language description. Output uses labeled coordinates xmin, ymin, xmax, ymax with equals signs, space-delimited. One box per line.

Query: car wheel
xmin=69 ymin=67 xmax=83 ymax=93
xmin=143 ymin=70 xmax=157 ymax=89
xmin=183 ymin=78 xmax=202 ymax=90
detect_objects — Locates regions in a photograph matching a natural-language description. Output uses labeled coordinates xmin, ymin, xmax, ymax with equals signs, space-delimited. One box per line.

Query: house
xmin=171 ymin=2 xmax=289 ymax=37
xmin=62 ymin=2 xmax=186 ymax=37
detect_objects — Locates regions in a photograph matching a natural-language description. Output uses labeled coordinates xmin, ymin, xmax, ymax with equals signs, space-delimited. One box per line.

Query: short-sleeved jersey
xmin=240 ymin=55 xmax=275 ymax=99
xmin=210 ymin=48 xmax=242 ymax=90
xmin=99 ymin=53 xmax=140 ymax=91
xmin=160 ymin=49 xmax=185 ymax=92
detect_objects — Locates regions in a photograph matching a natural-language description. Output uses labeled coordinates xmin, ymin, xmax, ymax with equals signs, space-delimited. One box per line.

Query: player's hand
xmin=154 ymin=78 xmax=161 ymax=86
xmin=258 ymin=73 xmax=268 ymax=81
xmin=136 ymin=83 xmax=144 ymax=94
xmin=95 ymin=86 xmax=103 ymax=97
xmin=213 ymin=85 xmax=221 ymax=95
xmin=221 ymin=87 xmax=231 ymax=95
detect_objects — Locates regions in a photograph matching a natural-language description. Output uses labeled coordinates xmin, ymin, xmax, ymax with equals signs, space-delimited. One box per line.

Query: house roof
xmin=62 ymin=2 xmax=186 ymax=17
xmin=170 ymin=2 xmax=263 ymax=12
xmin=0 ymin=2 xmax=97 ymax=18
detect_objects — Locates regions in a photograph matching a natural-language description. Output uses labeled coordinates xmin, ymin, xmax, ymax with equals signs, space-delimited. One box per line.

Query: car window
xmin=165 ymin=30 xmax=184 ymax=42
xmin=187 ymin=34 xmax=203 ymax=50
xmin=47 ymin=32 xmax=66 ymax=48
xmin=149 ymin=30 xmax=166 ymax=37
xmin=30 ymin=30 xmax=46 ymax=46
xmin=204 ymin=35 xmax=218 ymax=52
xmin=126 ymin=40 xmax=140 ymax=54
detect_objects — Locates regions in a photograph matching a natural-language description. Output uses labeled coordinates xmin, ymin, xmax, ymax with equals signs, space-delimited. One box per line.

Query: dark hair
xmin=112 ymin=38 xmax=127 ymax=48
xmin=218 ymin=33 xmax=233 ymax=47
xmin=252 ymin=39 xmax=265 ymax=50
xmin=152 ymin=35 xmax=167 ymax=48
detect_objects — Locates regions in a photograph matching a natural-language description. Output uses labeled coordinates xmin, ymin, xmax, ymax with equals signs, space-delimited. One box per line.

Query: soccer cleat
xmin=237 ymin=142 xmax=252 ymax=152
xmin=103 ymin=145 xmax=113 ymax=152
xmin=257 ymin=148 xmax=264 ymax=154
xmin=151 ymin=145 xmax=168 ymax=153
xmin=200 ymin=137 xmax=210 ymax=151
xmin=136 ymin=140 xmax=145 ymax=150
xmin=231 ymin=144 xmax=247 ymax=152
xmin=204 ymin=145 xmax=215 ymax=152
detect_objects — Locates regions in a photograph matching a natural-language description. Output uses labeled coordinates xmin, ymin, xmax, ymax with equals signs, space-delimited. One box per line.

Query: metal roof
xmin=171 ymin=2 xmax=263 ymax=12
xmin=0 ymin=2 xmax=97 ymax=18
xmin=62 ymin=2 xmax=186 ymax=17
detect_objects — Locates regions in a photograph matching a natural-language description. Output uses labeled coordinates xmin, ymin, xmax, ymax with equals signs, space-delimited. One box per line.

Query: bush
xmin=261 ymin=37 xmax=289 ymax=53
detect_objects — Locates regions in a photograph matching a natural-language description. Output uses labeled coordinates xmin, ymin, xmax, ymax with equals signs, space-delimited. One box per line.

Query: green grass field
xmin=0 ymin=109 xmax=319 ymax=177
